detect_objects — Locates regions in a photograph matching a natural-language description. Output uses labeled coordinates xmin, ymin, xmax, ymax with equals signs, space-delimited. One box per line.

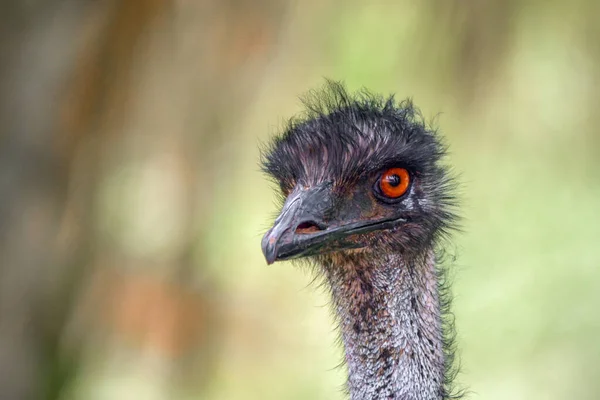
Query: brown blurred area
xmin=1 ymin=1 xmax=600 ymax=399
xmin=0 ymin=1 xmax=286 ymax=398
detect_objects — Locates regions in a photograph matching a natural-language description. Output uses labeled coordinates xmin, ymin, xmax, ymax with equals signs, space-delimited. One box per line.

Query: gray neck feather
xmin=324 ymin=250 xmax=446 ymax=400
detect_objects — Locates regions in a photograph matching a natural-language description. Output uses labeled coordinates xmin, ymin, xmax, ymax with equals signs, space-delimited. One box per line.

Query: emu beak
xmin=261 ymin=184 xmax=404 ymax=264
xmin=261 ymin=184 xmax=332 ymax=264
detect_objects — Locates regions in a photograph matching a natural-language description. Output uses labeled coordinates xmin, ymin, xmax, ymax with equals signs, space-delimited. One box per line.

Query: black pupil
xmin=387 ymin=174 xmax=400 ymax=187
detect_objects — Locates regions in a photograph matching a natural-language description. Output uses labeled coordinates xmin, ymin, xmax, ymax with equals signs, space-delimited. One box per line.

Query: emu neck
xmin=324 ymin=250 xmax=445 ymax=400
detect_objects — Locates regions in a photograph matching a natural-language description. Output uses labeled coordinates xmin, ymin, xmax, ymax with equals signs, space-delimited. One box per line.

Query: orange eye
xmin=379 ymin=168 xmax=410 ymax=198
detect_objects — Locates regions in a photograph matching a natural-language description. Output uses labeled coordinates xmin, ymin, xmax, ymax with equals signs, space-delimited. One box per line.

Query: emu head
xmin=261 ymin=82 xmax=455 ymax=265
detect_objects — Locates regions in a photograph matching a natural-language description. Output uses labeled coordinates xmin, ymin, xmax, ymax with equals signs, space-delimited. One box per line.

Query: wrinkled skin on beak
xmin=261 ymin=180 xmax=409 ymax=264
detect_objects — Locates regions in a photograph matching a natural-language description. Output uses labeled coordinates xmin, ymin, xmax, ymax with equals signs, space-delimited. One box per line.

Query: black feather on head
xmin=261 ymin=80 xmax=457 ymax=258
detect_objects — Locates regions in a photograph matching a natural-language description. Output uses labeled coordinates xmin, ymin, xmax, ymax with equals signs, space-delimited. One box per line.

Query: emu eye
xmin=378 ymin=167 xmax=410 ymax=199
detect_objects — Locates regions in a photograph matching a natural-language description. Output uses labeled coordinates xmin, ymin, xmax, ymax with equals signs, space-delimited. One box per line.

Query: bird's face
xmin=261 ymin=166 xmax=417 ymax=264
xmin=261 ymin=85 xmax=455 ymax=265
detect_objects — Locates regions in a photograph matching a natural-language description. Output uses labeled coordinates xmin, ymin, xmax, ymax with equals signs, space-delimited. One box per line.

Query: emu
xmin=261 ymin=81 xmax=461 ymax=400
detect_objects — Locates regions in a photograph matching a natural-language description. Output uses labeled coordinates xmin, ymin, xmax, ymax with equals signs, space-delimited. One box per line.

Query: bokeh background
xmin=1 ymin=1 xmax=599 ymax=399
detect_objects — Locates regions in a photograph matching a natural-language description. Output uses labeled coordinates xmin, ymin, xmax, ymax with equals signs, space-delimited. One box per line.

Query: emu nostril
xmin=295 ymin=221 xmax=324 ymax=234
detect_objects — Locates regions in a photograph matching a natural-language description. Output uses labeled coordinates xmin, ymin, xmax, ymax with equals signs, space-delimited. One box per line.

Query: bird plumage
xmin=261 ymin=81 xmax=462 ymax=400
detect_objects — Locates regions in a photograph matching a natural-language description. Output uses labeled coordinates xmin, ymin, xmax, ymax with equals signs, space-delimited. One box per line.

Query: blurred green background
xmin=1 ymin=0 xmax=599 ymax=399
